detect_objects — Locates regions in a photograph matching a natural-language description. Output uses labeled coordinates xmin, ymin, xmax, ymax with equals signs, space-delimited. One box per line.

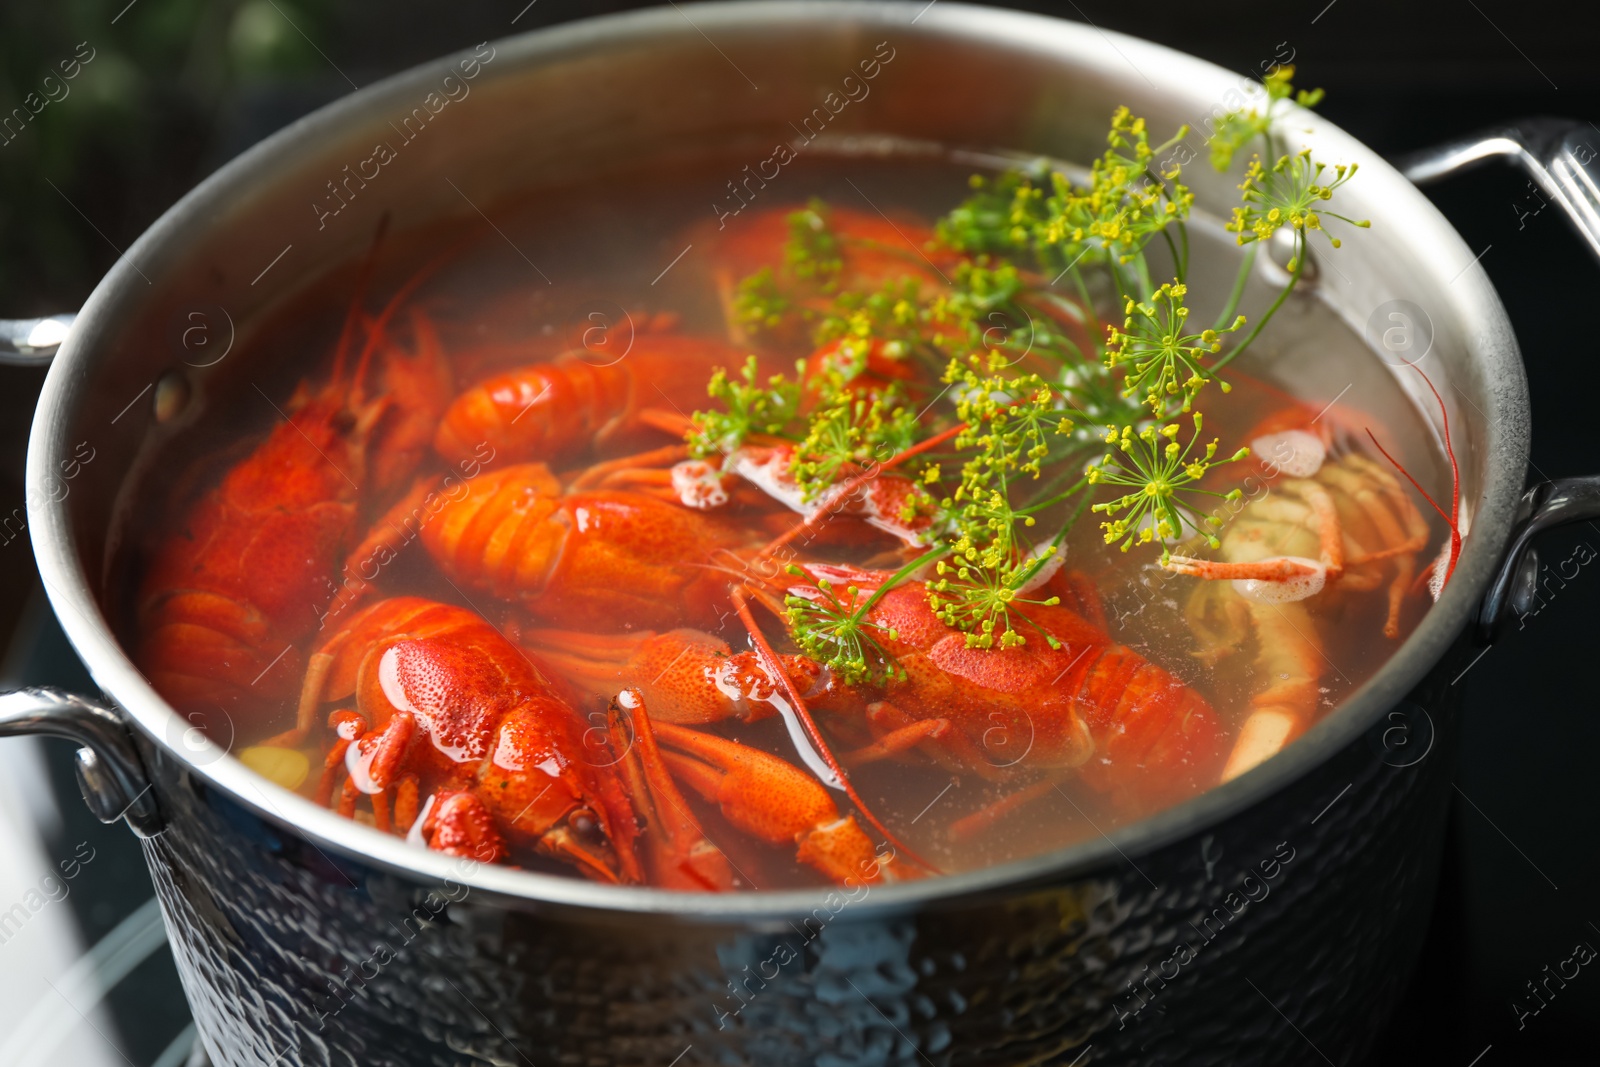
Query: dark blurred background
xmin=1 ymin=1 xmax=1596 ymax=1064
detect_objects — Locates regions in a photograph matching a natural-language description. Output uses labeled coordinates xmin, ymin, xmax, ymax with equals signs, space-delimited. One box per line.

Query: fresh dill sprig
xmin=686 ymin=355 xmax=803 ymax=457
xmin=934 ymin=258 xmax=1091 ymax=370
xmin=731 ymin=200 xmax=845 ymax=339
xmin=782 ymin=548 xmax=948 ymax=684
xmin=791 ymin=389 xmax=921 ymax=503
xmin=1106 ymin=282 xmax=1246 ymax=416
xmin=696 ymin=81 xmax=1371 ymax=651
xmin=786 ymin=198 xmax=843 ymax=285
xmin=940 ymin=108 xmax=1194 ymax=279
xmin=1228 ymin=150 xmax=1368 ymax=264
xmin=1087 ymin=412 xmax=1249 ymax=553
xmin=812 ymin=278 xmax=928 ymax=367
xmin=784 ymin=571 xmax=903 ymax=685
xmin=927 ymin=552 xmax=1064 ymax=651
xmin=733 ymin=267 xmax=792 ymax=335
xmin=923 ymin=361 xmax=1080 ymax=647
xmin=1209 ymin=65 xmax=1325 ymax=171
xmin=936 ymin=168 xmax=1052 ymax=260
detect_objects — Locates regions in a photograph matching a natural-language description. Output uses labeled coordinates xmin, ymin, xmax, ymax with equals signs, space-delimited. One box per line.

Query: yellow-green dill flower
xmin=1104 ymin=282 xmax=1246 ymax=416
xmin=1227 ymin=150 xmax=1368 ymax=266
xmin=1088 ymin=412 xmax=1249 ymax=552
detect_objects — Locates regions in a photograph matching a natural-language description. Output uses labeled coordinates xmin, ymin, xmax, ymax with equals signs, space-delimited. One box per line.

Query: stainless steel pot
xmin=3 ymin=4 xmax=1598 ymax=1064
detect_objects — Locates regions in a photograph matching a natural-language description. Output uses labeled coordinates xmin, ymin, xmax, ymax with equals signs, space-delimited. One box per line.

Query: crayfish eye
xmin=570 ymin=808 xmax=599 ymax=837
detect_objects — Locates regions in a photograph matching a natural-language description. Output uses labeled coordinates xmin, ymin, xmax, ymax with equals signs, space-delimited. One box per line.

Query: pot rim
xmin=25 ymin=0 xmax=1527 ymax=918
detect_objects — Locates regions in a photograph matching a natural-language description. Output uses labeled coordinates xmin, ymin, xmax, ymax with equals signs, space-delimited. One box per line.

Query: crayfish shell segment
xmin=1231 ymin=558 xmax=1327 ymax=604
xmin=670 ymin=460 xmax=729 ymax=509
xmin=1251 ymin=429 xmax=1326 ymax=478
xmin=725 ymin=446 xmax=806 ymax=513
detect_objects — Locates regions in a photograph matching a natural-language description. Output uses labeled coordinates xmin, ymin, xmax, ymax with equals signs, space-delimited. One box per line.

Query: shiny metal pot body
xmin=6 ymin=3 xmax=1598 ymax=1064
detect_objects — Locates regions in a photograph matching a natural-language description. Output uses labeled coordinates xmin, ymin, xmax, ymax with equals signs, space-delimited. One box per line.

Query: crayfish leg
xmin=844 ymin=714 xmax=951 ymax=766
xmin=610 ymin=688 xmax=733 ymax=891
xmin=859 ymin=700 xmax=1009 ymax=780
xmin=372 ymin=787 xmax=393 ymax=833
xmin=393 ymin=775 xmax=420 ymax=835
xmin=268 ymin=649 xmax=337 ymax=748
xmin=1165 ymin=555 xmax=1324 ymax=583
xmin=1223 ymin=712 xmax=1297 ymax=782
xmin=1221 ymin=600 xmax=1322 ymax=782
xmin=565 ymin=442 xmax=689 ymax=491
xmin=652 ymin=721 xmax=915 ymax=886
xmin=338 ymin=777 xmax=359 ymax=819
xmin=539 ymin=825 xmax=621 ymax=883
xmin=946 ymin=774 xmax=1065 ymax=844
xmin=313 ymin=708 xmax=365 ymax=806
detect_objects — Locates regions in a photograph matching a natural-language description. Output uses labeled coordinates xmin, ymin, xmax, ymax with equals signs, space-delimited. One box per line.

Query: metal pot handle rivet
xmin=0 ymin=686 xmax=163 ymax=836
xmin=1395 ymin=117 xmax=1600 ymax=645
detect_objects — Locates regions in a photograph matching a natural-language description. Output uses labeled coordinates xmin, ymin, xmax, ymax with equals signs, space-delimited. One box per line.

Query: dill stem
xmin=1213 ymin=242 xmax=1259 ymax=331
xmin=1027 ymin=450 xmax=1093 ymax=499
xmin=852 ymin=544 xmax=953 ymax=619
xmin=1019 ymin=293 xmax=1090 ymax=366
xmin=1132 ymin=255 xmax=1154 ymax=302
xmin=1011 ymin=489 xmax=1092 ymax=587
xmin=1213 ymin=233 xmax=1303 ymax=371
xmin=1068 ymin=263 xmax=1098 ymax=340
xmin=1016 ymin=476 xmax=1089 ymax=516
xmin=1161 ymin=229 xmax=1183 ymax=285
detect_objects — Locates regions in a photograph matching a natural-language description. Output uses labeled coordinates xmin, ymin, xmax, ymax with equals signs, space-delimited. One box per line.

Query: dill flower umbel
xmin=686 ymin=356 xmax=803 ymax=458
xmin=783 ymin=571 xmax=903 ymax=685
xmin=1208 ymin=65 xmax=1325 ymax=171
xmin=1228 ymin=150 xmax=1368 ymax=267
xmin=1088 ymin=413 xmax=1249 ymax=553
xmin=1104 ymin=282 xmax=1245 ymax=415
xmin=927 ymin=552 xmax=1063 ymax=650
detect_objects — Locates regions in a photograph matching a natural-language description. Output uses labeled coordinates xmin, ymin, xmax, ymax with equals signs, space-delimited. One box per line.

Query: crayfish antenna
xmin=329 ymin=212 xmax=392 ymax=385
xmin=730 ymin=586 xmax=942 ymax=877
xmin=1364 ymin=360 xmax=1461 ymax=593
xmin=273 ymin=650 xmax=335 ymax=747
xmin=707 ymin=547 xmax=794 ymax=613
xmin=347 ymin=227 xmax=481 ymax=403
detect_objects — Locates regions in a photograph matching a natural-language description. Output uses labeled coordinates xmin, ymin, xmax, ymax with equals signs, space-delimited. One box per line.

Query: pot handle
xmin=0 ymin=314 xmax=75 ymax=366
xmin=0 ymin=687 xmax=163 ymax=837
xmin=1396 ymin=118 xmax=1600 ymax=642
xmin=1475 ymin=477 xmax=1600 ymax=643
xmin=1393 ymin=117 xmax=1600 ymax=263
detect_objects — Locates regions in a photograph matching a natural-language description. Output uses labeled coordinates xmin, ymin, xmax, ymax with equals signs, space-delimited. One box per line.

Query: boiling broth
xmin=124 ymin=150 xmax=1449 ymax=889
